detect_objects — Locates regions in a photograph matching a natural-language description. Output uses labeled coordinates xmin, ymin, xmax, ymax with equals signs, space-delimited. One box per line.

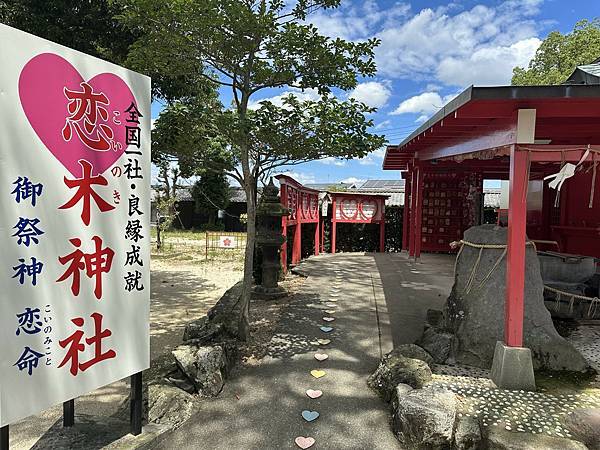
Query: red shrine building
xmin=383 ymin=79 xmax=600 ymax=386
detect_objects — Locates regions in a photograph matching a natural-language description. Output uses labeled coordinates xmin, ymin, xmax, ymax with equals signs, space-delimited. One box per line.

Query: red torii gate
xmin=276 ymin=175 xmax=320 ymax=272
xmin=329 ymin=192 xmax=388 ymax=254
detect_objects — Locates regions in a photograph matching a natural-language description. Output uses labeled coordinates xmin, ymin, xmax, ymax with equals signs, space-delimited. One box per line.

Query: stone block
xmin=490 ymin=341 xmax=535 ymax=391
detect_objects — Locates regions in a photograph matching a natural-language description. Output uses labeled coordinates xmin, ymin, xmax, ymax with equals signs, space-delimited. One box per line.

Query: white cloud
xmin=248 ymin=88 xmax=321 ymax=110
xmin=319 ymin=157 xmax=346 ymax=167
xmin=308 ymin=1 xmax=411 ymax=41
xmin=279 ymin=171 xmax=316 ymax=185
xmin=341 ymin=177 xmax=365 ymax=185
xmin=358 ymin=147 xmax=386 ymax=166
xmin=390 ymin=91 xmax=458 ymax=117
xmin=372 ymin=1 xmax=543 ymax=87
xmin=374 ymin=120 xmax=391 ymax=130
xmin=437 ymin=37 xmax=541 ymax=86
xmin=349 ymin=81 xmax=392 ymax=108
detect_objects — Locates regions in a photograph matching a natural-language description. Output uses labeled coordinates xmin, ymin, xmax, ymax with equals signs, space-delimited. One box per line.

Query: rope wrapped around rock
xmin=450 ymin=239 xmax=537 ymax=296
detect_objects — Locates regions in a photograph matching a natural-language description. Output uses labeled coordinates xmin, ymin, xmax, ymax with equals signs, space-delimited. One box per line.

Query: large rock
xmin=147 ymin=383 xmax=199 ymax=428
xmin=183 ymin=281 xmax=244 ymax=344
xmin=444 ymin=225 xmax=590 ymax=372
xmin=454 ymin=416 xmax=482 ymax=450
xmin=391 ymin=385 xmax=457 ymax=449
xmin=172 ymin=344 xmax=236 ymax=397
xmin=484 ymin=428 xmax=587 ymax=449
xmin=562 ymin=408 xmax=600 ymax=449
xmin=417 ymin=326 xmax=453 ymax=364
xmin=368 ymin=351 xmax=432 ymax=402
xmin=393 ymin=344 xmax=435 ymax=366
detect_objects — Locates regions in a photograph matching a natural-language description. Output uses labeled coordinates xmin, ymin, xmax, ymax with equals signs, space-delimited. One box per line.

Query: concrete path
xmin=149 ymin=253 xmax=414 ymax=450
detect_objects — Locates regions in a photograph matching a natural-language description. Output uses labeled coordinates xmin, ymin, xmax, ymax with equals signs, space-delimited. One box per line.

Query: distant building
xmin=564 ymin=57 xmax=600 ymax=85
xmin=151 ymin=186 xmax=254 ymax=231
xmin=352 ymin=179 xmax=405 ymax=206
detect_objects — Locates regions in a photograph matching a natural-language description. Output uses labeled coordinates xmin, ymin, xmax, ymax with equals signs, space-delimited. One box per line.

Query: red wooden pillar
xmin=331 ymin=196 xmax=337 ymax=254
xmin=292 ymin=222 xmax=302 ymax=264
xmin=379 ymin=220 xmax=385 ymax=252
xmin=321 ymin=219 xmax=325 ymax=253
xmin=414 ymin=165 xmax=424 ymax=261
xmin=402 ymin=169 xmax=412 ymax=251
xmin=314 ymin=218 xmax=320 ymax=256
xmin=505 ymin=145 xmax=529 ymax=347
xmin=280 ymin=185 xmax=288 ymax=273
xmin=409 ymin=169 xmax=417 ymax=257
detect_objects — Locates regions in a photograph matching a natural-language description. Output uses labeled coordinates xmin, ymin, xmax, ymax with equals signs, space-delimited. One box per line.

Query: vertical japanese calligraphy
xmin=0 ymin=23 xmax=150 ymax=427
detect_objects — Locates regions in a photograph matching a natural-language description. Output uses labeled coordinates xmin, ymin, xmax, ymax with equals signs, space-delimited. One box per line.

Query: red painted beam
xmin=414 ymin=166 xmax=424 ymax=260
xmin=505 ymin=146 xmax=529 ymax=347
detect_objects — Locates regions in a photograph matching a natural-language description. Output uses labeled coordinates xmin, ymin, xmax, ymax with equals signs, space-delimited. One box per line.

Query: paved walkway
xmin=149 ymin=252 xmax=454 ymax=450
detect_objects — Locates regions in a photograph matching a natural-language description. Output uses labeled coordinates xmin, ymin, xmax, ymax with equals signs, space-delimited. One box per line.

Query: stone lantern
xmin=254 ymin=178 xmax=289 ymax=298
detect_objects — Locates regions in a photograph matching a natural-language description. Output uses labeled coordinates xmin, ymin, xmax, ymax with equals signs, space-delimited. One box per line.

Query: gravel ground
xmin=8 ymin=256 xmax=243 ymax=450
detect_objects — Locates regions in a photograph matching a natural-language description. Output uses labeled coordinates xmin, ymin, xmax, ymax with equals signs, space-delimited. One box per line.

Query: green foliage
xmin=117 ymin=0 xmax=386 ymax=339
xmin=191 ymin=172 xmax=231 ymax=225
xmin=512 ymin=19 xmax=600 ymax=85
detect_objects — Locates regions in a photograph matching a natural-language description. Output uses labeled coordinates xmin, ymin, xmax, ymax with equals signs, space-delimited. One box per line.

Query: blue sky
xmin=151 ymin=0 xmax=600 ymax=187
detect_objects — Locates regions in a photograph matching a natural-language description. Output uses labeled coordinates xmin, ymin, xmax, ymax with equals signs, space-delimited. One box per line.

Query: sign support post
xmin=63 ymin=400 xmax=75 ymax=427
xmin=1 ymin=426 xmax=8 ymax=450
xmin=130 ymin=371 xmax=143 ymax=435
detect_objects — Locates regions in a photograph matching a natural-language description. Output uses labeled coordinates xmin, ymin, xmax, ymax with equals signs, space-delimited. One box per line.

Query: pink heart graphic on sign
xmin=19 ymin=53 xmax=138 ymax=177
xmin=306 ymin=389 xmax=323 ymax=399
xmin=295 ymin=437 xmax=316 ymax=449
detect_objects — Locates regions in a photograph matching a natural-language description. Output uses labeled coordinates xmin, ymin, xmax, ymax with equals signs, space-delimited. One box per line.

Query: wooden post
xmin=409 ymin=169 xmax=417 ymax=257
xmin=205 ymin=231 xmax=208 ymax=260
xmin=322 ymin=221 xmax=325 ymax=253
xmin=280 ymin=184 xmax=288 ymax=272
xmin=331 ymin=196 xmax=337 ymax=254
xmin=130 ymin=371 xmax=143 ymax=436
xmin=402 ymin=169 xmax=412 ymax=251
xmin=414 ymin=165 xmax=424 ymax=261
xmin=379 ymin=220 xmax=385 ymax=252
xmin=292 ymin=223 xmax=301 ymax=264
xmin=1 ymin=425 xmax=8 ymax=450
xmin=314 ymin=220 xmax=319 ymax=256
xmin=505 ymin=145 xmax=529 ymax=347
xmin=63 ymin=399 xmax=75 ymax=427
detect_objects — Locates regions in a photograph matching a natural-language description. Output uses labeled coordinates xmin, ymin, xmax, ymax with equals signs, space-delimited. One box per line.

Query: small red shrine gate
xmin=384 ymin=84 xmax=600 ymax=387
xmin=329 ymin=192 xmax=387 ymax=254
xmin=276 ymin=175 xmax=320 ymax=272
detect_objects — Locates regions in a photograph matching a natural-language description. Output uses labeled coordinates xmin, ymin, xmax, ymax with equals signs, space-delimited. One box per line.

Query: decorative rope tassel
xmin=590 ymin=158 xmax=597 ymax=209
xmin=569 ymin=295 xmax=575 ymax=314
xmin=588 ymin=297 xmax=600 ymax=319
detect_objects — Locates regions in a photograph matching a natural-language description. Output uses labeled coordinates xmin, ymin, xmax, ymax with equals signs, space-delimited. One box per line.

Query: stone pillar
xmin=254 ymin=178 xmax=288 ymax=299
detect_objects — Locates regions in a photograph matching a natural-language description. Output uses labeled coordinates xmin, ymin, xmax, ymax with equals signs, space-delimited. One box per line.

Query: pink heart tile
xmin=306 ymin=389 xmax=323 ymax=399
xmin=323 ymin=317 xmax=335 ymax=322
xmin=295 ymin=436 xmax=315 ymax=449
xmin=19 ymin=53 xmax=138 ymax=177
xmin=314 ymin=353 xmax=329 ymax=361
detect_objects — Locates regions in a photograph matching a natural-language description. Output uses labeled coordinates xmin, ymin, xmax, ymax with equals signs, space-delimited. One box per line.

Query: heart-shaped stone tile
xmin=302 ymin=410 xmax=320 ymax=422
xmin=314 ymin=353 xmax=328 ymax=361
xmin=325 ymin=310 xmax=336 ymax=314
xmin=325 ymin=303 xmax=337 ymax=308
xmin=310 ymin=369 xmax=326 ymax=378
xmin=317 ymin=339 xmax=331 ymax=345
xmin=323 ymin=317 xmax=335 ymax=322
xmin=295 ymin=436 xmax=316 ymax=449
xmin=320 ymin=326 xmax=333 ymax=333
xmin=330 ymin=293 xmax=340 ymax=297
xmin=327 ymin=299 xmax=338 ymax=303
xmin=19 ymin=53 xmax=138 ymax=177
xmin=306 ymin=389 xmax=323 ymax=399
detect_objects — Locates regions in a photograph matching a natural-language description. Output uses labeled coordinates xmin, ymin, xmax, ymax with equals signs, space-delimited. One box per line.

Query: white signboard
xmin=0 ymin=25 xmax=150 ymax=426
xmin=218 ymin=235 xmax=237 ymax=248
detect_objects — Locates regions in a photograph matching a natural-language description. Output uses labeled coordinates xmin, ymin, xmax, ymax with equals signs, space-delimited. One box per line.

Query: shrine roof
xmin=383 ymin=84 xmax=600 ymax=171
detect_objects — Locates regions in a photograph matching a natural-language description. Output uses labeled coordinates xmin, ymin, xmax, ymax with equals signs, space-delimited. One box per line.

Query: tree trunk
xmin=239 ymin=184 xmax=256 ymax=341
